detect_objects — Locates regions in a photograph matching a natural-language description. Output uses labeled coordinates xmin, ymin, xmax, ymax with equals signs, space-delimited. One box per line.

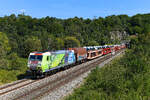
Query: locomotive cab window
xmin=47 ymin=56 xmax=49 ymax=61
xmin=29 ymin=55 xmax=43 ymax=61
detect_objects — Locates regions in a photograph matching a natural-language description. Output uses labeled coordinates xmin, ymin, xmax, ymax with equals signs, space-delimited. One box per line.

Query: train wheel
xmin=32 ymin=71 xmax=37 ymax=79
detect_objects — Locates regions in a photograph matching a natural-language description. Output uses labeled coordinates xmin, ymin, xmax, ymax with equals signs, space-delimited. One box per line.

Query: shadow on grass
xmin=17 ymin=71 xmax=32 ymax=80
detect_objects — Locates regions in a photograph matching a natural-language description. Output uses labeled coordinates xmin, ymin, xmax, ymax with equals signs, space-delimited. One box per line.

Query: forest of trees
xmin=0 ymin=13 xmax=150 ymax=83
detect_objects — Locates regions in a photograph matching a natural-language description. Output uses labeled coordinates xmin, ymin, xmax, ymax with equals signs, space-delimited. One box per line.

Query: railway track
xmin=0 ymin=79 xmax=38 ymax=96
xmin=0 ymin=49 xmax=124 ymax=100
xmin=0 ymin=79 xmax=28 ymax=90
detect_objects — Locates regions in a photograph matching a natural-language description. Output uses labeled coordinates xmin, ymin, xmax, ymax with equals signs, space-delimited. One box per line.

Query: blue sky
xmin=0 ymin=0 xmax=150 ymax=19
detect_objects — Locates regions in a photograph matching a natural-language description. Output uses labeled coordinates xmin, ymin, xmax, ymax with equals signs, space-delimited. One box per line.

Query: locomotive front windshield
xmin=29 ymin=55 xmax=43 ymax=61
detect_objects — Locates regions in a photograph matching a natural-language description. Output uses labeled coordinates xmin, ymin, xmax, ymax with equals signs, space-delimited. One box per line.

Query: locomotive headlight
xmin=27 ymin=61 xmax=31 ymax=67
xmin=27 ymin=62 xmax=30 ymax=67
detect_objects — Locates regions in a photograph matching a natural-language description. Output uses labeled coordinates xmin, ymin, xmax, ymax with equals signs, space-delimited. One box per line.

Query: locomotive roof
xmin=51 ymin=50 xmax=74 ymax=54
xmin=30 ymin=52 xmax=51 ymax=55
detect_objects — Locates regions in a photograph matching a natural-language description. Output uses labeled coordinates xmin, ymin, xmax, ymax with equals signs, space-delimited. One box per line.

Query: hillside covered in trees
xmin=65 ymin=31 xmax=150 ymax=100
xmin=0 ymin=13 xmax=150 ymax=84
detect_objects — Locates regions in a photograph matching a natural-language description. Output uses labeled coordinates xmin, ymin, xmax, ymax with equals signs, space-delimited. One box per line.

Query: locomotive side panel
xmin=49 ymin=50 xmax=76 ymax=70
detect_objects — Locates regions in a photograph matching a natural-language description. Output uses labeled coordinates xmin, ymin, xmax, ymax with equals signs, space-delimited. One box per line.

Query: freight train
xmin=27 ymin=44 xmax=126 ymax=77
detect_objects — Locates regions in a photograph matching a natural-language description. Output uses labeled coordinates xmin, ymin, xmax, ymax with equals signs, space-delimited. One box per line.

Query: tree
xmin=87 ymin=40 xmax=99 ymax=46
xmin=46 ymin=35 xmax=55 ymax=51
xmin=47 ymin=36 xmax=64 ymax=50
xmin=54 ymin=38 xmax=64 ymax=50
xmin=0 ymin=32 xmax=11 ymax=69
xmin=133 ymin=26 xmax=143 ymax=34
xmin=64 ymin=36 xmax=80 ymax=48
xmin=130 ymin=14 xmax=142 ymax=26
xmin=142 ymin=24 xmax=150 ymax=34
xmin=8 ymin=53 xmax=21 ymax=70
xmin=0 ymin=32 xmax=11 ymax=57
xmin=23 ymin=36 xmax=42 ymax=57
